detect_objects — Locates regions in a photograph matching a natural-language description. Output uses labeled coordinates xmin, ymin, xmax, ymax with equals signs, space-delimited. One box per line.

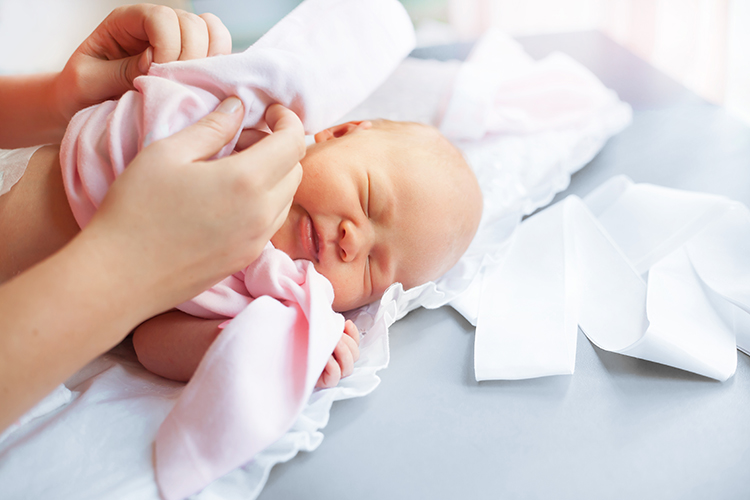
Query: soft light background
xmin=0 ymin=0 xmax=188 ymax=73
xmin=0 ymin=0 xmax=747 ymax=123
xmin=438 ymin=0 xmax=750 ymax=124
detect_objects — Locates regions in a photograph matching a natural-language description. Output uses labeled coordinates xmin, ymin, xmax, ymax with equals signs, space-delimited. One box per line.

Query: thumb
xmin=99 ymin=48 xmax=152 ymax=97
xmin=156 ymin=97 xmax=245 ymax=163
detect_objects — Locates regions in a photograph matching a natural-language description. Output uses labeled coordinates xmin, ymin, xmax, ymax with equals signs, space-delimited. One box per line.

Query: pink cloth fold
xmin=56 ymin=0 xmax=415 ymax=498
xmin=155 ymin=244 xmax=343 ymax=500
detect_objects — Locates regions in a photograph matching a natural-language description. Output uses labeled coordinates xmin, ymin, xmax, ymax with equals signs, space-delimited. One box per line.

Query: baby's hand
xmin=316 ymin=320 xmax=360 ymax=389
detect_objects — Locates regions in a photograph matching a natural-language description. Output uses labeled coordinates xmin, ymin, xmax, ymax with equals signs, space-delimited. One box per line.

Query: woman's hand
xmin=0 ymin=4 xmax=232 ymax=148
xmin=87 ymin=100 xmax=305 ymax=319
xmin=0 ymin=101 xmax=303 ymax=431
xmin=55 ymin=4 xmax=232 ymax=123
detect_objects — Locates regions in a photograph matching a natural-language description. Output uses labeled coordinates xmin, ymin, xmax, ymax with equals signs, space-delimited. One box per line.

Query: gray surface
xmin=259 ymin=32 xmax=750 ymax=500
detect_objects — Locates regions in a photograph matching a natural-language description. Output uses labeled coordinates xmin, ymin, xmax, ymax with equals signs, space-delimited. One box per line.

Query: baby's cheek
xmin=315 ymin=264 xmax=370 ymax=312
xmin=328 ymin=277 xmax=361 ymax=312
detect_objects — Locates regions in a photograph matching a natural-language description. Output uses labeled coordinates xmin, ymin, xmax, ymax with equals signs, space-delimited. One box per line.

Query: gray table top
xmin=259 ymin=32 xmax=750 ymax=500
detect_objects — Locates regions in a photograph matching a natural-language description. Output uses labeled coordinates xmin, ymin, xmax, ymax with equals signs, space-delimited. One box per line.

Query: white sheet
xmin=0 ymin=146 xmax=44 ymax=196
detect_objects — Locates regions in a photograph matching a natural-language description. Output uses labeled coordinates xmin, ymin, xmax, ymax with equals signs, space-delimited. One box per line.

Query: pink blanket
xmin=58 ymin=0 xmax=415 ymax=499
xmin=157 ymin=243 xmax=344 ymax=500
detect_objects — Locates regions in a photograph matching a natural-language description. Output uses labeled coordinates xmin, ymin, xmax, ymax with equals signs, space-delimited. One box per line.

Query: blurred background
xmin=0 ymin=0 xmax=748 ymax=123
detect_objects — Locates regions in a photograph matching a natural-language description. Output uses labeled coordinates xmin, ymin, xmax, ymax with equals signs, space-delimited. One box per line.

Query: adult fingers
xmin=238 ymin=164 xmax=300 ymax=253
xmin=85 ymin=53 xmax=149 ymax=101
xmin=265 ymin=103 xmax=304 ymax=135
xmin=155 ymin=97 xmax=244 ymax=163
xmin=133 ymin=5 xmax=182 ymax=63
xmin=266 ymin=184 xmax=299 ymax=239
xmin=73 ymin=4 xmax=181 ymax=94
xmin=235 ymin=129 xmax=270 ymax=151
xmin=174 ymin=9 xmax=210 ymax=60
xmin=230 ymin=105 xmax=306 ymax=185
xmin=200 ymin=13 xmax=232 ymax=56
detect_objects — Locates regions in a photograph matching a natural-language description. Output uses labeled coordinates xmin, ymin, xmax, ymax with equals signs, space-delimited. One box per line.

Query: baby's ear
xmin=314 ymin=120 xmax=372 ymax=143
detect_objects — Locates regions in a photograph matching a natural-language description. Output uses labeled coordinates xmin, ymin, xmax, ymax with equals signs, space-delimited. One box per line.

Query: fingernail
xmin=217 ymin=97 xmax=242 ymax=114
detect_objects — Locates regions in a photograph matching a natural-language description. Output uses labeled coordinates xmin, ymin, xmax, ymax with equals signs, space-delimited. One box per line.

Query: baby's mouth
xmin=302 ymin=213 xmax=320 ymax=262
xmin=311 ymin=219 xmax=320 ymax=261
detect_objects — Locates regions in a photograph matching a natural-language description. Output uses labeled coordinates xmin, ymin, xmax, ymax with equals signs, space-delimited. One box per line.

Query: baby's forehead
xmin=369 ymin=125 xmax=462 ymax=176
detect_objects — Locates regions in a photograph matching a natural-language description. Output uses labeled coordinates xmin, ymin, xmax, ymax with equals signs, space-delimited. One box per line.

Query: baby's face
xmin=271 ymin=120 xmax=481 ymax=312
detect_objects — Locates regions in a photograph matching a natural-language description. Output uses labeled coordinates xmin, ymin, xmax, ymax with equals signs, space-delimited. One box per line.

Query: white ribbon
xmin=475 ymin=176 xmax=750 ymax=381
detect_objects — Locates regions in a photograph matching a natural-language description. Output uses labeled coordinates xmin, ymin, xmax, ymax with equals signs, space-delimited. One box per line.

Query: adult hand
xmin=0 ymin=99 xmax=302 ymax=432
xmin=86 ymin=99 xmax=304 ymax=319
xmin=54 ymin=3 xmax=232 ymax=124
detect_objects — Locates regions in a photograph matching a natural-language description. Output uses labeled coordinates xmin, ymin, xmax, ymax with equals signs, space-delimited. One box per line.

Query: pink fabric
xmin=156 ymin=243 xmax=343 ymax=500
xmin=56 ymin=0 xmax=415 ymax=498
xmin=60 ymin=0 xmax=416 ymax=228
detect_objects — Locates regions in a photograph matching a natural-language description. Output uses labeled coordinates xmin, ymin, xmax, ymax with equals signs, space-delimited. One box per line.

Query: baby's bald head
xmin=369 ymin=119 xmax=482 ymax=284
xmin=271 ymin=118 xmax=482 ymax=311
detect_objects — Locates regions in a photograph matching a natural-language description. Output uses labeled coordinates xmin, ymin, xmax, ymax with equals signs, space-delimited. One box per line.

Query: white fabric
xmin=0 ymin=384 xmax=72 ymax=444
xmin=0 ymin=146 xmax=44 ymax=196
xmin=0 ymin=31 xmax=631 ymax=499
xmin=350 ymin=30 xmax=632 ymax=328
xmin=475 ymin=177 xmax=750 ymax=381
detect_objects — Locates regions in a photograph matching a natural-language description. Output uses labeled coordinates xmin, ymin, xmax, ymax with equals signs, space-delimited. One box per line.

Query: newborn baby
xmin=0 ymin=113 xmax=481 ymax=389
xmin=132 ymin=117 xmax=482 ymax=388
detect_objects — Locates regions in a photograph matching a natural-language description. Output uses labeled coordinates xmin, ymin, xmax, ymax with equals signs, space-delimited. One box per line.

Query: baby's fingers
xmin=333 ymin=337 xmax=356 ymax=378
xmin=340 ymin=332 xmax=360 ymax=367
xmin=316 ymin=356 xmax=341 ymax=389
xmin=343 ymin=319 xmax=360 ymax=344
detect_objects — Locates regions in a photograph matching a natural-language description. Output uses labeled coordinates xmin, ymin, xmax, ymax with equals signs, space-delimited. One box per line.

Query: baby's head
xmin=271 ymin=119 xmax=482 ymax=311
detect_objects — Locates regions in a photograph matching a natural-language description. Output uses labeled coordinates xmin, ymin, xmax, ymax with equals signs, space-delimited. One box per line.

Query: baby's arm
xmin=132 ymin=311 xmax=223 ymax=382
xmin=133 ymin=311 xmax=360 ymax=388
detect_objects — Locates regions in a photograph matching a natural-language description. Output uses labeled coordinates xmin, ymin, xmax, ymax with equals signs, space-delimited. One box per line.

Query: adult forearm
xmin=0 ymin=74 xmax=67 ymax=148
xmin=0 ymin=230 xmax=155 ymax=432
xmin=0 ymin=101 xmax=304 ymax=432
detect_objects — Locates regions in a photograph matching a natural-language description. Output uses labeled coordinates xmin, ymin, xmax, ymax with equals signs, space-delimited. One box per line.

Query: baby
xmin=132 ymin=117 xmax=482 ymax=388
xmin=0 ymin=114 xmax=482 ymax=389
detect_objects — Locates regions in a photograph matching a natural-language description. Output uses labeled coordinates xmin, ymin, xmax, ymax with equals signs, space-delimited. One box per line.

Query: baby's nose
xmin=338 ymin=219 xmax=372 ymax=262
